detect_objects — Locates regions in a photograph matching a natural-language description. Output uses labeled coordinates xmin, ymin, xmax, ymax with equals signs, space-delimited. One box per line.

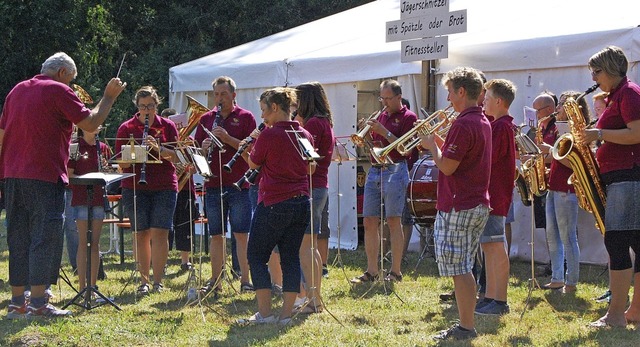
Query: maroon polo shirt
xmin=370 ymin=106 xmax=418 ymax=163
xmin=303 ymin=116 xmax=335 ymax=189
xmin=250 ymin=121 xmax=312 ymax=206
xmin=488 ymin=115 xmax=516 ymax=216
xmin=68 ymin=138 xmax=112 ymax=206
xmin=436 ymin=106 xmax=491 ymax=213
xmin=194 ymin=105 xmax=256 ymax=188
xmin=596 ymin=77 xmax=640 ymax=174
xmin=0 ymin=74 xmax=90 ymax=183
xmin=116 ymin=114 xmax=179 ymax=191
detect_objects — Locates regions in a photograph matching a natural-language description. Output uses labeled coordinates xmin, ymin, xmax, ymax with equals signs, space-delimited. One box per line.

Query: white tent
xmin=169 ymin=0 xmax=640 ymax=264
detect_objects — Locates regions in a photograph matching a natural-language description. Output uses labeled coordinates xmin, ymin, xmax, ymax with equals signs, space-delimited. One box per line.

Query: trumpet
xmin=351 ymin=107 xmax=386 ymax=147
xmin=373 ymin=106 xmax=453 ymax=161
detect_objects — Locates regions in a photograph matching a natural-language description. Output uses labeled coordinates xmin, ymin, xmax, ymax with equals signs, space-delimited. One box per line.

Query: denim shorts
xmin=363 ymin=161 xmax=409 ymax=218
xmin=605 ymin=181 xmax=640 ymax=231
xmin=505 ymin=201 xmax=515 ymax=224
xmin=205 ymin=187 xmax=251 ymax=236
xmin=73 ymin=205 xmax=106 ymax=221
xmin=479 ymin=214 xmax=506 ymax=243
xmin=122 ymin=189 xmax=177 ymax=231
xmin=434 ymin=204 xmax=489 ymax=277
xmin=306 ymin=187 xmax=328 ymax=236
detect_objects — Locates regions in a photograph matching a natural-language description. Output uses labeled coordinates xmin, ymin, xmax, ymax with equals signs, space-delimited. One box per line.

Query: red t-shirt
xmin=596 ymin=77 xmax=640 ymax=174
xmin=68 ymin=138 xmax=112 ymax=206
xmin=370 ymin=106 xmax=418 ymax=163
xmin=194 ymin=105 xmax=256 ymax=188
xmin=250 ymin=121 xmax=312 ymax=206
xmin=0 ymin=75 xmax=90 ymax=183
xmin=488 ymin=115 xmax=516 ymax=216
xmin=303 ymin=116 xmax=335 ymax=189
xmin=116 ymin=114 xmax=179 ymax=191
xmin=436 ymin=106 xmax=491 ymax=213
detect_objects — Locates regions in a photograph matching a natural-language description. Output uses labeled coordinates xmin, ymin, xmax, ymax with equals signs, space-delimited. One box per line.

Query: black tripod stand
xmin=63 ymin=172 xmax=133 ymax=311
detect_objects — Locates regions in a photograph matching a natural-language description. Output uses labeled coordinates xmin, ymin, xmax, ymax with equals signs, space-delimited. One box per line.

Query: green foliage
xmin=0 ymin=0 xmax=373 ymax=137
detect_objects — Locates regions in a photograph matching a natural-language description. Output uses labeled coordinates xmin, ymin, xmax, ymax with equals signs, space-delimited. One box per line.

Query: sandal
xmin=137 ymin=283 xmax=150 ymax=295
xmin=200 ymin=280 xmax=221 ymax=299
xmin=541 ymin=282 xmax=564 ymax=290
xmin=384 ymin=271 xmax=403 ymax=282
xmin=350 ymin=271 xmax=379 ymax=284
xmin=240 ymin=283 xmax=255 ymax=292
xmin=295 ymin=301 xmax=323 ymax=314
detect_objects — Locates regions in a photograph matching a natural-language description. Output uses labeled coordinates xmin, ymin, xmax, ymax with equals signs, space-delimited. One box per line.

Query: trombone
xmin=373 ymin=106 xmax=454 ymax=162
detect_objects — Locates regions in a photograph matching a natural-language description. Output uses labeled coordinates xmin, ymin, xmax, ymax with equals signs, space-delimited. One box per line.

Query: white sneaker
xmin=294 ymin=296 xmax=307 ymax=308
xmin=237 ymin=312 xmax=278 ymax=324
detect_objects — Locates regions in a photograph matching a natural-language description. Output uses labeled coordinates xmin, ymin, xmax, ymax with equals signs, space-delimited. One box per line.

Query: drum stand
xmin=412 ymin=221 xmax=436 ymax=275
xmin=64 ymin=173 xmax=132 ymax=311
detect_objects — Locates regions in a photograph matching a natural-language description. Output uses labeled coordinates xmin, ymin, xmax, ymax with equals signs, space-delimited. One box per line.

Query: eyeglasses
xmin=590 ymin=69 xmax=603 ymax=77
xmin=378 ymin=95 xmax=397 ymax=102
xmin=137 ymin=103 xmax=157 ymax=110
xmin=534 ymin=105 xmax=549 ymax=113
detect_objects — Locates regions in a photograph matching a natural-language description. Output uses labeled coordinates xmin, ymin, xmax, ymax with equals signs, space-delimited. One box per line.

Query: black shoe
xmin=432 ymin=323 xmax=477 ymax=340
xmin=97 ymin=257 xmax=106 ymax=280
xmin=322 ymin=264 xmax=329 ymax=278
xmin=439 ymin=290 xmax=456 ymax=302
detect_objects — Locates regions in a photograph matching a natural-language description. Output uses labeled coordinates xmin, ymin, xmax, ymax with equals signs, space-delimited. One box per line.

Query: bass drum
xmin=407 ymin=156 xmax=439 ymax=225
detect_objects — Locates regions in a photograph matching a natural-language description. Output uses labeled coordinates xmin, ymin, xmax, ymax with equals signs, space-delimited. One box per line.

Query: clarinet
xmin=138 ymin=115 xmax=149 ymax=185
xmin=233 ymin=167 xmax=260 ymax=191
xmin=223 ymin=123 xmax=265 ymax=172
xmin=96 ymin=134 xmax=112 ymax=213
xmin=207 ymin=103 xmax=223 ymax=162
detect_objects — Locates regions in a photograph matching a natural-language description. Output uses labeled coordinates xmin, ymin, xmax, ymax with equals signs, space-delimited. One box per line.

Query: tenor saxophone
xmin=551 ymin=84 xmax=606 ymax=234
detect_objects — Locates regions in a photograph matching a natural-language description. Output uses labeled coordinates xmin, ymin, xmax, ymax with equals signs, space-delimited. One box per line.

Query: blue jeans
xmin=5 ymin=178 xmax=65 ymax=287
xmin=64 ymin=188 xmax=79 ymax=269
xmin=306 ymin=187 xmax=328 ymax=235
xmin=362 ymin=162 xmax=409 ymax=217
xmin=248 ymin=196 xmax=309 ymax=292
xmin=545 ymin=190 xmax=580 ymax=286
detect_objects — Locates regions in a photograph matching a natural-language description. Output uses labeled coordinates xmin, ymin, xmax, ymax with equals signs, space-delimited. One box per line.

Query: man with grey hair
xmin=0 ymin=51 xmax=126 ymax=318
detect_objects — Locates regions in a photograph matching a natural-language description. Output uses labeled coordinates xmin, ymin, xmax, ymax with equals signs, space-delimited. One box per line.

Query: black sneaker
xmin=322 ymin=264 xmax=329 ymax=278
xmin=432 ymin=323 xmax=478 ymax=340
xmin=439 ymin=290 xmax=456 ymax=302
xmin=180 ymin=262 xmax=193 ymax=272
xmin=475 ymin=301 xmax=510 ymax=316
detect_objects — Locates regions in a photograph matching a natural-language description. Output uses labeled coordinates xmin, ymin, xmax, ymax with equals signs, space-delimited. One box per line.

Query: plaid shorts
xmin=434 ymin=204 xmax=489 ymax=276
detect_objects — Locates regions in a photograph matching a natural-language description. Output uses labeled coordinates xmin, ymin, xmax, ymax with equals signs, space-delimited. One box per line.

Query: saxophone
xmin=551 ymin=84 xmax=606 ymax=234
xmin=515 ymin=121 xmax=549 ymax=198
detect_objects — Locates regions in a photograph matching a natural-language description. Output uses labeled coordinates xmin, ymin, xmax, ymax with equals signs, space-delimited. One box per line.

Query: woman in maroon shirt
xmin=239 ymin=87 xmax=314 ymax=325
xmin=583 ymin=46 xmax=640 ymax=328
xmin=68 ymin=126 xmax=112 ymax=292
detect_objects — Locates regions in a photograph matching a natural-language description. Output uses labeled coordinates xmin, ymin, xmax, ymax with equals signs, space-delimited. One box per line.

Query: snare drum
xmin=407 ymin=156 xmax=439 ymax=223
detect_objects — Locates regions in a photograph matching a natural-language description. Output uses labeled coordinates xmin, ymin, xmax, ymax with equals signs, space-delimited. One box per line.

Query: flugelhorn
xmin=350 ymin=107 xmax=386 ymax=147
xmin=373 ymin=106 xmax=453 ymax=161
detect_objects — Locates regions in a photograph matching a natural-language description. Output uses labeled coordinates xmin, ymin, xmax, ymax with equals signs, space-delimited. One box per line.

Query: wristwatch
xmin=597 ymin=129 xmax=603 ymax=141
xmin=386 ymin=130 xmax=392 ymax=139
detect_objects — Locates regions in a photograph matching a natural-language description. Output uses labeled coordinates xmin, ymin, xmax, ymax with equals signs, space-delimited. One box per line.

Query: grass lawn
xmin=0 ymin=213 xmax=638 ymax=347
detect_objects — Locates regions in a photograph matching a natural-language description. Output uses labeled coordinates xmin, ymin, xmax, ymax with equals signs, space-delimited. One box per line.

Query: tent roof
xmin=169 ymin=0 xmax=421 ymax=92
xmin=170 ymin=0 xmax=640 ymax=93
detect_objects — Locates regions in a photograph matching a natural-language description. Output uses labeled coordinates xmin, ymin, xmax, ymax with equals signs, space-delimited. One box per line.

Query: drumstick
xmin=116 ymin=53 xmax=126 ymax=79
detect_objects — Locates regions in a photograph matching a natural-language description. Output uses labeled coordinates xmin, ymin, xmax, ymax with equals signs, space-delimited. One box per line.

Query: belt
xmin=371 ymin=160 xmax=405 ymax=169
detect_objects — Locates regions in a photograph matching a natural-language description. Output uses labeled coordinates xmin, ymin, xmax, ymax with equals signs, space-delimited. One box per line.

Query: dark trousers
xmin=248 ymin=196 xmax=309 ymax=292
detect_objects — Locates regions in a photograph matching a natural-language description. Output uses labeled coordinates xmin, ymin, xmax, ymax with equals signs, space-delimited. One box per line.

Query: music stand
xmin=330 ymin=138 xmax=357 ymax=279
xmin=63 ymin=172 xmax=134 ymax=311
